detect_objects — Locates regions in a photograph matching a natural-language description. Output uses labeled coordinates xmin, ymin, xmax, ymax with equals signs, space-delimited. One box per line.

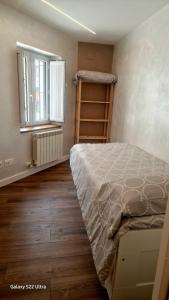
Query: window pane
xmin=23 ymin=55 xmax=30 ymax=123
xmin=22 ymin=52 xmax=49 ymax=125
xmin=34 ymin=58 xmax=48 ymax=122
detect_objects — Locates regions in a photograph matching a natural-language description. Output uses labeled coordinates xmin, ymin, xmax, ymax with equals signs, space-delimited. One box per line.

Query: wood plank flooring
xmin=0 ymin=161 xmax=108 ymax=300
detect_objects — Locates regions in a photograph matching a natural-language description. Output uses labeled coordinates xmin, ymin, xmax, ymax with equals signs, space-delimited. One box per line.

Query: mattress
xmin=73 ymin=70 xmax=117 ymax=84
xmin=70 ymin=143 xmax=169 ymax=285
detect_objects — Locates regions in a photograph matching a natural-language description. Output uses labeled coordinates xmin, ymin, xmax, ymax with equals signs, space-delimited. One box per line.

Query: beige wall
xmin=0 ymin=3 xmax=77 ymax=180
xmin=78 ymin=42 xmax=114 ymax=73
xmin=111 ymin=4 xmax=169 ymax=163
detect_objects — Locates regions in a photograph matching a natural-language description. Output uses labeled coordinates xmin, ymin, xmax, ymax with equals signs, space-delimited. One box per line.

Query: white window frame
xmin=17 ymin=46 xmax=65 ymax=127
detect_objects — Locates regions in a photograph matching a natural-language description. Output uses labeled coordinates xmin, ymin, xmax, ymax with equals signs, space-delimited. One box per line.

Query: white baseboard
xmin=0 ymin=155 xmax=69 ymax=188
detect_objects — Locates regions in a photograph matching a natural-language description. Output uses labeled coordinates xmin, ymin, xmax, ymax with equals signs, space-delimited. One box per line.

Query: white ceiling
xmin=1 ymin=0 xmax=169 ymax=44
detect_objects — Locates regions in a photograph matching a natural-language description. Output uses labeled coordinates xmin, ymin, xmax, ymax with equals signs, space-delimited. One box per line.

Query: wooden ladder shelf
xmin=75 ymin=79 xmax=115 ymax=143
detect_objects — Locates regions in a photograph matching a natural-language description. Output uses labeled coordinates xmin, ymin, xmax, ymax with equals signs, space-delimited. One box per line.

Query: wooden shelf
xmin=81 ymin=100 xmax=110 ymax=104
xmin=80 ymin=136 xmax=107 ymax=140
xmin=75 ymin=78 xmax=114 ymax=144
xmin=80 ymin=119 xmax=109 ymax=122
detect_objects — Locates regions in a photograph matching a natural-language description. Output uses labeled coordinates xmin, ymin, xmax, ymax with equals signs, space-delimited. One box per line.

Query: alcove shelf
xmin=74 ymin=70 xmax=117 ymax=144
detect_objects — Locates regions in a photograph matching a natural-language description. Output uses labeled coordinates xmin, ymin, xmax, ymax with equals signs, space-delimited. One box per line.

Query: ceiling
xmin=1 ymin=0 xmax=169 ymax=44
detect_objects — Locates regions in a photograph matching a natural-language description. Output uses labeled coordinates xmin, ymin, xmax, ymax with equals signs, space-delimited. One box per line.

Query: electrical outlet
xmin=5 ymin=158 xmax=14 ymax=167
xmin=0 ymin=161 xmax=3 ymax=168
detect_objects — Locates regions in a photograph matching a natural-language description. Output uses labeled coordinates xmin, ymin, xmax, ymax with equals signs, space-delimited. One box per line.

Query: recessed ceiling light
xmin=40 ymin=0 xmax=96 ymax=35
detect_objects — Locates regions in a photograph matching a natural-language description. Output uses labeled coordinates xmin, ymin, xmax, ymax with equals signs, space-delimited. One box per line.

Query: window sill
xmin=20 ymin=124 xmax=61 ymax=133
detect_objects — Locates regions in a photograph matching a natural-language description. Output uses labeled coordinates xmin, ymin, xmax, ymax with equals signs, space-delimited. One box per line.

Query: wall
xmin=111 ymin=4 xmax=169 ymax=162
xmin=0 ymin=3 xmax=77 ymax=181
xmin=78 ymin=42 xmax=114 ymax=73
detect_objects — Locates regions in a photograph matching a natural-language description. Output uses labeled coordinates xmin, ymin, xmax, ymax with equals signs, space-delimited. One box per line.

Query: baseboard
xmin=0 ymin=155 xmax=69 ymax=188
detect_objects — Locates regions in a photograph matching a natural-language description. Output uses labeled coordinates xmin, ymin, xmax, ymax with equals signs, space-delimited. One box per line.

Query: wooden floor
xmin=0 ymin=161 xmax=108 ymax=300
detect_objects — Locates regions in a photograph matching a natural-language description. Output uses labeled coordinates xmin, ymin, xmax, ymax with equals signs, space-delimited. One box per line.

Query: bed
xmin=70 ymin=143 xmax=169 ymax=300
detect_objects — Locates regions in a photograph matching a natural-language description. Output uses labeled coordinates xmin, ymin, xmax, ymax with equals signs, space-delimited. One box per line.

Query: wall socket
xmin=5 ymin=158 xmax=14 ymax=167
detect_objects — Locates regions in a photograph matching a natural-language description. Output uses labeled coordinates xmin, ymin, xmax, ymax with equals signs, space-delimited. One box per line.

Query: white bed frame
xmin=105 ymin=228 xmax=162 ymax=300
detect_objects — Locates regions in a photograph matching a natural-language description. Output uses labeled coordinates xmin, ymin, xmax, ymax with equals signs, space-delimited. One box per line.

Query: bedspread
xmin=70 ymin=143 xmax=168 ymax=285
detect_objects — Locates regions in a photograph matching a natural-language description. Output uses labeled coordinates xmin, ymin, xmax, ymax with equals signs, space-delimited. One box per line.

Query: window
xmin=17 ymin=46 xmax=65 ymax=127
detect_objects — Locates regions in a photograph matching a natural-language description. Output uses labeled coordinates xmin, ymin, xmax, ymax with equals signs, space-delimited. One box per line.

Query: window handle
xmin=29 ymin=94 xmax=33 ymax=102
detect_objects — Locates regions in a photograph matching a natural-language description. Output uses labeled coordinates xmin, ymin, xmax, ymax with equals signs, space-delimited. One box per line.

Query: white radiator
xmin=32 ymin=129 xmax=63 ymax=166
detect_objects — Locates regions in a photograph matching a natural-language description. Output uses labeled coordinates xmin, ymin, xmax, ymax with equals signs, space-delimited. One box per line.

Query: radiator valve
xmin=25 ymin=161 xmax=34 ymax=168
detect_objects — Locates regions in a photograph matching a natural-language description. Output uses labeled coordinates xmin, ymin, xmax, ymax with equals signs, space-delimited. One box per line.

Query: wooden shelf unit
xmin=75 ymin=79 xmax=115 ymax=143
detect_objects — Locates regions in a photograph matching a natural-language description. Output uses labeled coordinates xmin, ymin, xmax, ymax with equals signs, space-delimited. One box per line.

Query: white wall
xmin=111 ymin=4 xmax=169 ymax=163
xmin=0 ymin=3 xmax=77 ymax=180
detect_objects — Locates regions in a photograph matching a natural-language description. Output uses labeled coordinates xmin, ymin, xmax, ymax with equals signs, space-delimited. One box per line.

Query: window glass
xmin=34 ymin=58 xmax=48 ymax=122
